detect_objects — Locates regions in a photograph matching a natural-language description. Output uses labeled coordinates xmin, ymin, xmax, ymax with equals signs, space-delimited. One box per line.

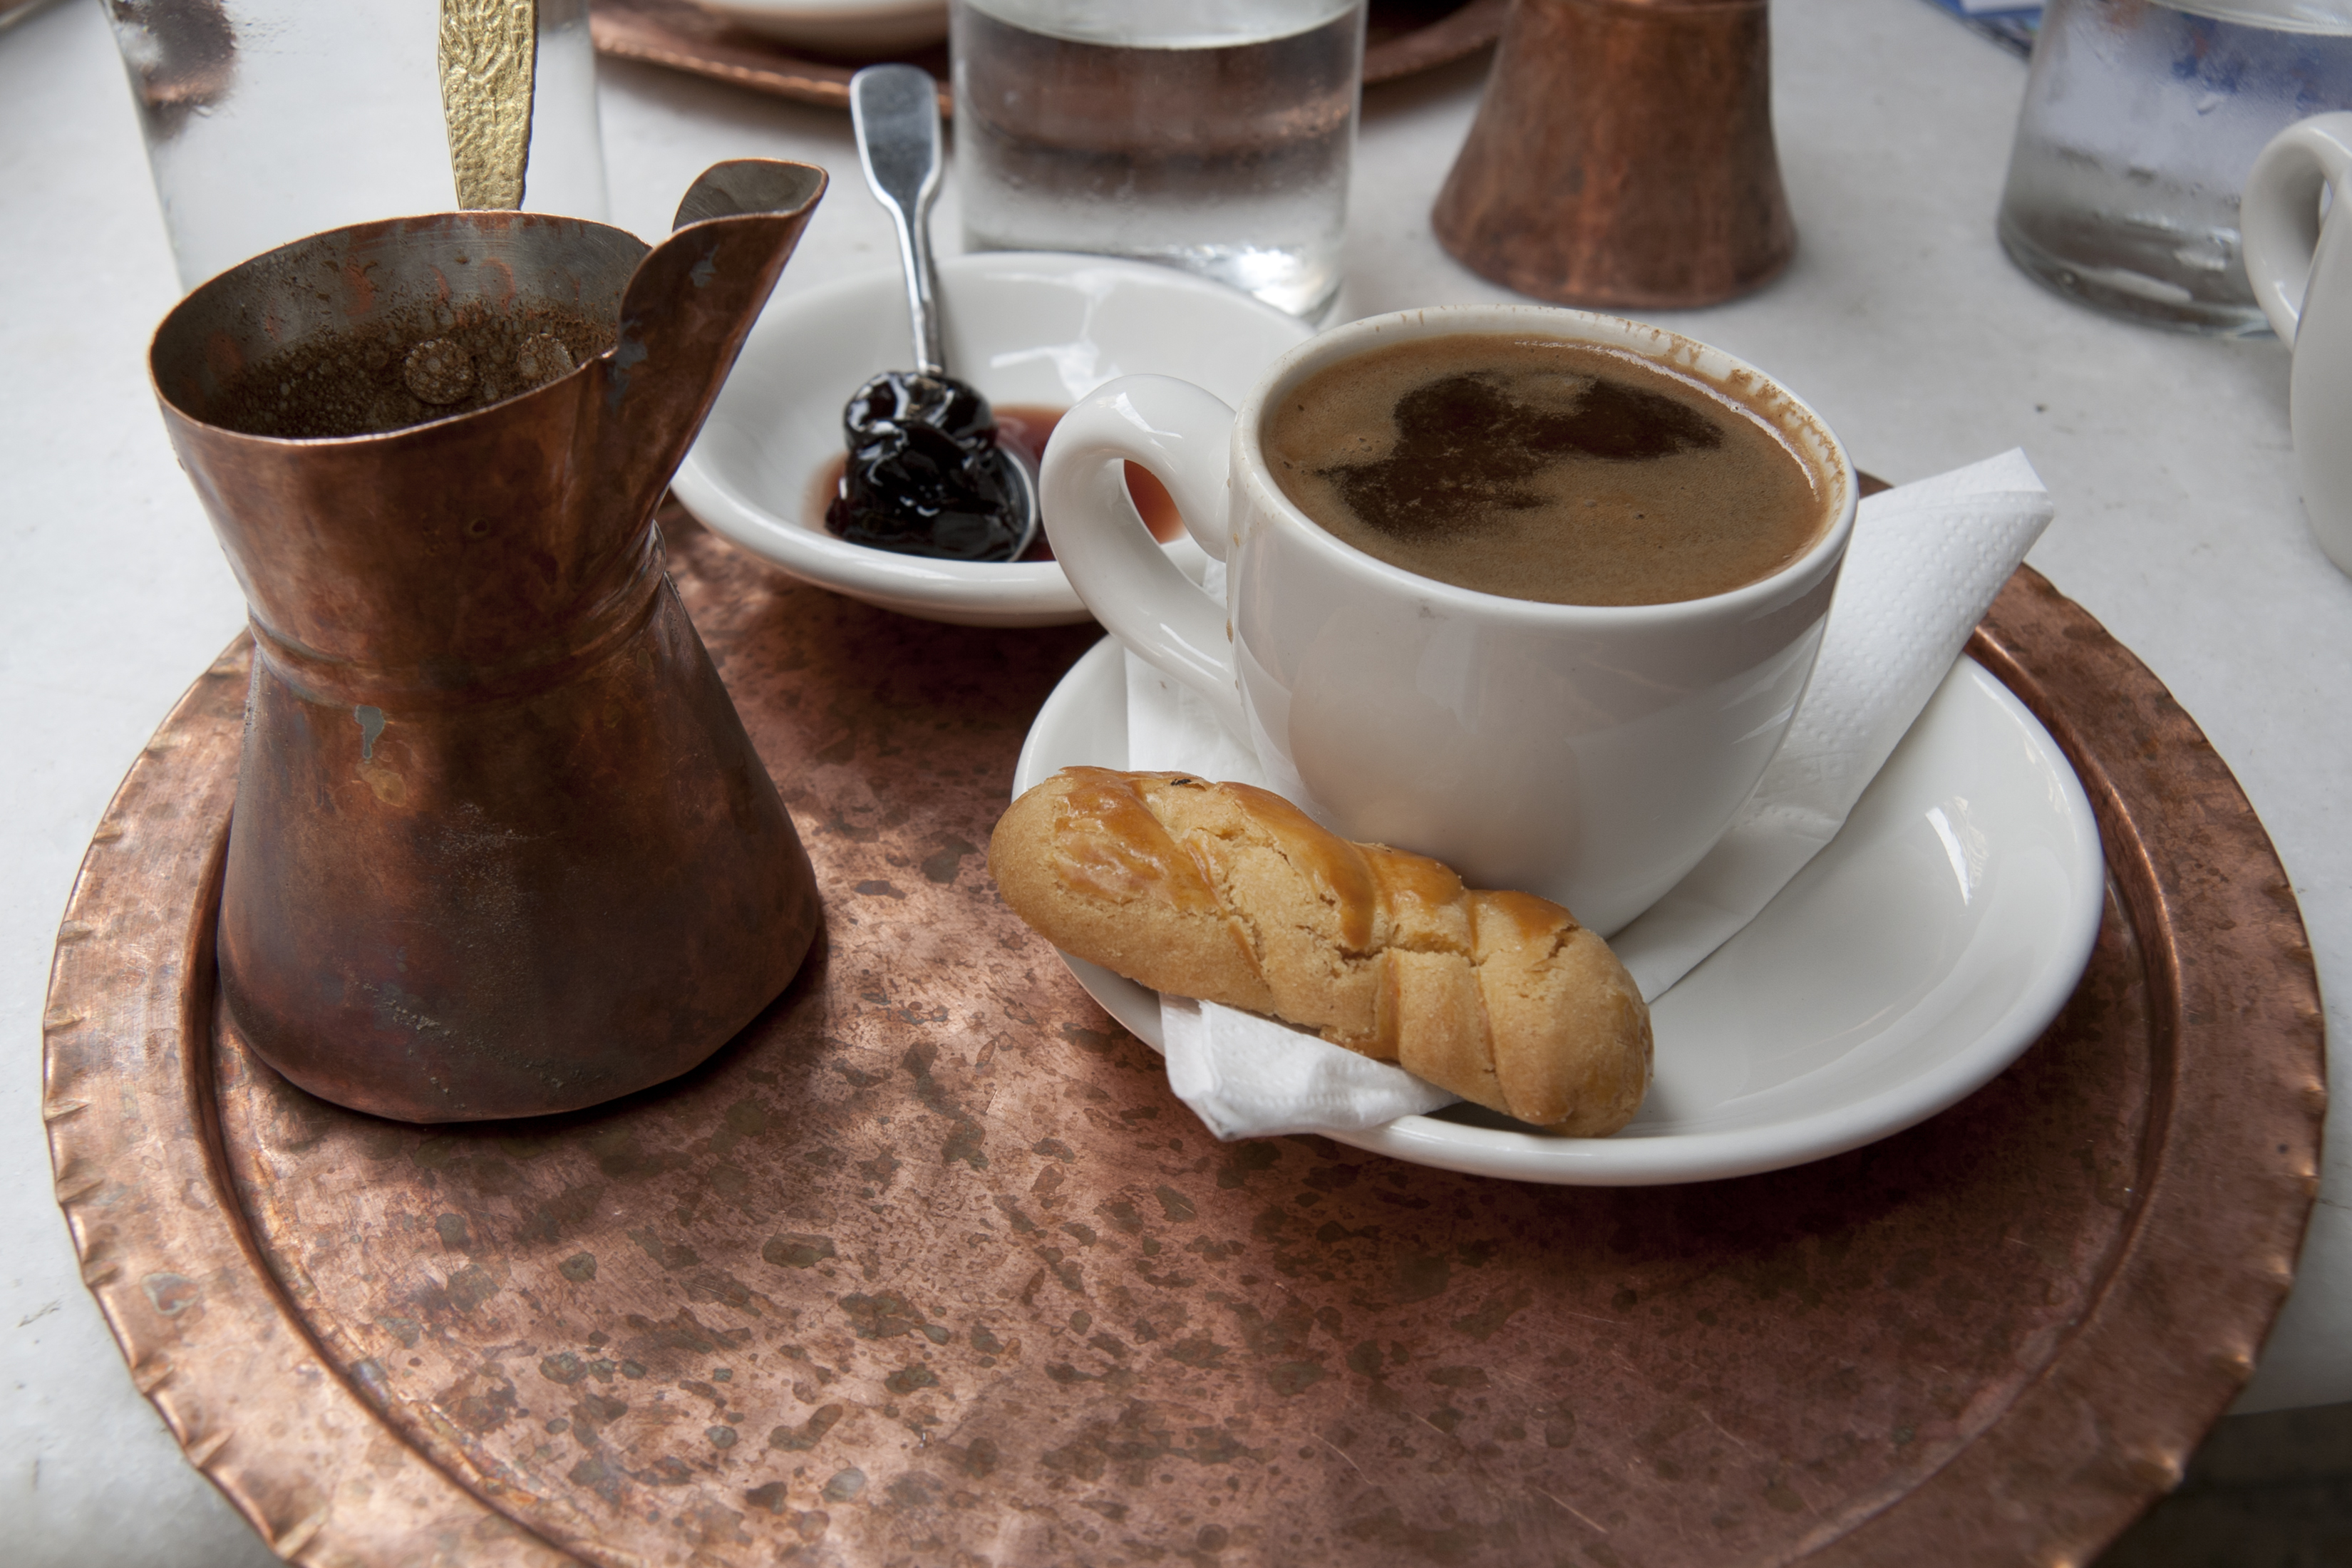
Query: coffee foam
xmin=1262 ymin=334 xmax=1833 ymax=607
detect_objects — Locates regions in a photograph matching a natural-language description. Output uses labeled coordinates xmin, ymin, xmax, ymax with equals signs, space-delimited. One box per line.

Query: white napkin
xmin=1126 ymin=451 xmax=2056 ymax=1140
xmin=1161 ymin=996 xmax=1459 ymax=1138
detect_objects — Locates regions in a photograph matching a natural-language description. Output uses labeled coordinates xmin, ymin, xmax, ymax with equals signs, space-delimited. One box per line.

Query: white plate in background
xmin=688 ymin=0 xmax=948 ymax=55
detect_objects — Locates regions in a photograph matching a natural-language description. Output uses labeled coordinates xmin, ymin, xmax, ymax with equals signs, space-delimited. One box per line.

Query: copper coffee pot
xmin=1433 ymin=0 xmax=1796 ymax=309
xmin=150 ymin=160 xmax=828 ymax=1123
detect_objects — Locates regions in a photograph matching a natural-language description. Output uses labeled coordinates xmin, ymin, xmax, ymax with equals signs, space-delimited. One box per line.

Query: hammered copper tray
xmin=44 ymin=507 xmax=2324 ymax=1567
xmin=590 ymin=0 xmax=1507 ymax=113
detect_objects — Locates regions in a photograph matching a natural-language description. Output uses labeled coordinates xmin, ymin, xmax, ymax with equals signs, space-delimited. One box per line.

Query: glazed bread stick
xmin=989 ymin=768 xmax=1651 ymax=1135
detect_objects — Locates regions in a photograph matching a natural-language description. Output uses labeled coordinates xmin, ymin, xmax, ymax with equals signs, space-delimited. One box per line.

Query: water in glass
xmin=949 ymin=0 xmax=1363 ymax=319
xmin=106 ymin=0 xmax=609 ymax=292
xmin=1997 ymin=0 xmax=2352 ymax=335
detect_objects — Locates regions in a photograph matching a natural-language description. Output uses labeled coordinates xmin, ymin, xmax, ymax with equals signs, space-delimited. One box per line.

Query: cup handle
xmin=1041 ymin=375 xmax=1249 ymax=736
xmin=2244 ymin=113 xmax=2352 ymax=343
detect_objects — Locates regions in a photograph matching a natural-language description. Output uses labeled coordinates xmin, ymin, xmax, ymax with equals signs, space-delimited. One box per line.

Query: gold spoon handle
xmin=439 ymin=0 xmax=538 ymax=211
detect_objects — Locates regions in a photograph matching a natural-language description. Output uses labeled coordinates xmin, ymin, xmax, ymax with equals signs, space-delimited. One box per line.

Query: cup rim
xmin=1230 ymin=304 xmax=1860 ymax=625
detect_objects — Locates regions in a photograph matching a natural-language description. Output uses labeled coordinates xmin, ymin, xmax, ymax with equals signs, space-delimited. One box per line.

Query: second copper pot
xmin=1433 ymin=0 xmax=1797 ymax=309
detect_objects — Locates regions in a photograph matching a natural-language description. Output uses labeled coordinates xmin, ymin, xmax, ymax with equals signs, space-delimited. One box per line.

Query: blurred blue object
xmin=1917 ymin=0 xmax=2041 ymax=57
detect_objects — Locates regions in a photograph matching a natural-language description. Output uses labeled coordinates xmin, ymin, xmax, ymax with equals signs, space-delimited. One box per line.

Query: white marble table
xmin=2 ymin=0 xmax=2343 ymax=1562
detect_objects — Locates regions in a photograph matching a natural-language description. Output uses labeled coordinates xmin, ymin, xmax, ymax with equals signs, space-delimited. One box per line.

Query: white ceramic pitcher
xmin=2244 ymin=111 xmax=2352 ymax=578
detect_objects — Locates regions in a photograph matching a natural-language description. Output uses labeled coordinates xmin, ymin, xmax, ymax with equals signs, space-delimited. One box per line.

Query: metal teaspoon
xmin=830 ymin=63 xmax=1041 ymax=563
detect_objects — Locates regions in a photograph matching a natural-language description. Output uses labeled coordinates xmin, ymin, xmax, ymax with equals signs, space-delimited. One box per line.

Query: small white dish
xmin=691 ymin=0 xmax=949 ymax=56
xmin=674 ymin=252 xmax=1315 ymax=627
xmin=1013 ymin=639 xmax=2108 ymax=1186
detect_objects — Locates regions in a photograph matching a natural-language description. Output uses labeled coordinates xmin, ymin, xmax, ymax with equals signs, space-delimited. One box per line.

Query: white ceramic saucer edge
xmin=674 ymin=252 xmax=1314 ymax=629
xmin=1011 ymin=637 xmax=2108 ymax=1187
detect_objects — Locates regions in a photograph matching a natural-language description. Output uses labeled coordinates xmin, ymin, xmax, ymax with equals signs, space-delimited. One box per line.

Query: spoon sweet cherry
xmin=827 ymin=63 xmax=1041 ymax=563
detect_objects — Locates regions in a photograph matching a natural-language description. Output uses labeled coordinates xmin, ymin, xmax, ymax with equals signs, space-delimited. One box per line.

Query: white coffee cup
xmin=1038 ymin=305 xmax=1857 ymax=935
xmin=2243 ymin=112 xmax=2352 ymax=579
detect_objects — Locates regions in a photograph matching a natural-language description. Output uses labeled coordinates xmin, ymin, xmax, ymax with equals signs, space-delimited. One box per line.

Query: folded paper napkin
xmin=1124 ymin=451 xmax=2056 ymax=1141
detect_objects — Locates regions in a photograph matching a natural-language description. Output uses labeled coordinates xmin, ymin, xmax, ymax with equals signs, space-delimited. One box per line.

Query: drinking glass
xmin=948 ymin=0 xmax=1365 ymax=319
xmin=1996 ymin=0 xmax=2352 ymax=335
xmin=103 ymin=0 xmax=609 ymax=292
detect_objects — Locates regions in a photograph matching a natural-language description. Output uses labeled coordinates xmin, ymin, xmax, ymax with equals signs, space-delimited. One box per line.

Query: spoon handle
xmin=850 ymin=66 xmax=947 ymax=380
xmin=439 ymin=0 xmax=538 ymax=211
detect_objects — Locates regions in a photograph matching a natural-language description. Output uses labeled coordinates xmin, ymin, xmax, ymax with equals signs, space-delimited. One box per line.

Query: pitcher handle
xmin=2244 ymin=113 xmax=2352 ymax=343
xmin=1041 ymin=375 xmax=1248 ymax=736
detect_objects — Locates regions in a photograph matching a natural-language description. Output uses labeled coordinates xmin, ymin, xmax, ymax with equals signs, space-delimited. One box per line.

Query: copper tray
xmin=44 ymin=507 xmax=2325 ymax=1567
xmin=589 ymin=0 xmax=1508 ymax=113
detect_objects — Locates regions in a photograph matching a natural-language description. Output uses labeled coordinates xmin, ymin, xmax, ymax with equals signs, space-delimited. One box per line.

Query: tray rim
xmin=41 ymin=562 xmax=2326 ymax=1567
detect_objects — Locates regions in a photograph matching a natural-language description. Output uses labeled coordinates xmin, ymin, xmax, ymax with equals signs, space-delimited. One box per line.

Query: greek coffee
xmin=1264 ymin=334 xmax=1831 ymax=607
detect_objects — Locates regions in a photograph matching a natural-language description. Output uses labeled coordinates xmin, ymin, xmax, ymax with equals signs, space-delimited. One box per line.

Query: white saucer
xmin=1012 ymin=639 xmax=2108 ymax=1185
xmin=674 ymin=252 xmax=1314 ymax=628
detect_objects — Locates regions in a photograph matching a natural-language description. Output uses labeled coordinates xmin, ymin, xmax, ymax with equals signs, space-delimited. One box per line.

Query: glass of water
xmin=1996 ymin=0 xmax=2352 ymax=335
xmin=949 ymin=0 xmax=1366 ymax=319
xmin=105 ymin=0 xmax=609 ymax=292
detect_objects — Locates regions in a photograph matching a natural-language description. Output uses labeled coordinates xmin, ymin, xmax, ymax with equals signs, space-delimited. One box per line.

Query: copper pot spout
xmin=1432 ymin=0 xmax=1797 ymax=310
